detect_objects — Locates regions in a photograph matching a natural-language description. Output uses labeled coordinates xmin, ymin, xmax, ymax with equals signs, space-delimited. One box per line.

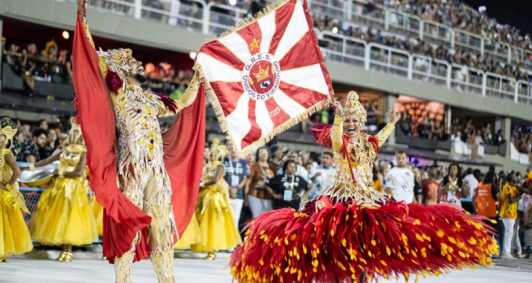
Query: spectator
xmin=277 ymin=150 xmax=309 ymax=182
xmin=440 ymin=163 xmax=465 ymax=207
xmin=385 ymin=151 xmax=415 ymax=203
xmin=501 ymin=174 xmax=523 ymax=260
xmin=46 ymin=128 xmax=60 ymax=156
xmin=223 ymin=148 xmax=250 ymax=228
xmin=473 ymin=170 xmax=501 ymax=258
xmin=522 ymin=179 xmax=532 ymax=259
xmin=412 ymin=166 xmax=423 ymax=204
xmin=266 ymin=160 xmax=310 ymax=210
xmin=463 ymin=168 xmax=481 ymax=199
xmin=422 ymin=165 xmax=441 ymax=205
xmin=245 ymin=146 xmax=276 ymax=218
xmin=493 ymin=129 xmax=505 ymax=146
xmin=20 ymin=128 xmax=48 ymax=163
xmin=309 ymin=151 xmax=336 ymax=199
xmin=372 ymin=166 xmax=384 ymax=194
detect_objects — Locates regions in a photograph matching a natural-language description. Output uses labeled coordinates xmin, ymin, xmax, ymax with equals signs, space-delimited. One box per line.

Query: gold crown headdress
xmin=68 ymin=118 xmax=84 ymax=145
xmin=97 ymin=48 xmax=134 ymax=80
xmin=0 ymin=122 xmax=17 ymax=147
xmin=209 ymin=138 xmax=228 ymax=161
xmin=344 ymin=91 xmax=367 ymax=125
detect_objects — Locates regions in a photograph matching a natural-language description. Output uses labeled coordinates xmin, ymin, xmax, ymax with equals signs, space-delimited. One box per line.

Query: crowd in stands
xmin=511 ymin=127 xmax=532 ymax=159
xmin=2 ymin=38 xmax=72 ymax=96
xmin=374 ymin=0 xmax=531 ymax=50
xmin=0 ymin=116 xmax=68 ymax=164
xmin=312 ymin=0 xmax=532 ymax=85
xmin=2 ymin=37 xmax=195 ymax=99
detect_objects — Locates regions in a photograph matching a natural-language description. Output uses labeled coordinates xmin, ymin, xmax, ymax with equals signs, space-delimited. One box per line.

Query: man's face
xmin=286 ymin=163 xmax=297 ymax=176
xmin=322 ymin=154 xmax=333 ymax=167
xmin=40 ymin=121 xmax=48 ymax=130
xmin=34 ymin=134 xmax=47 ymax=148
xmin=395 ymin=153 xmax=407 ymax=167
xmin=288 ymin=153 xmax=298 ymax=163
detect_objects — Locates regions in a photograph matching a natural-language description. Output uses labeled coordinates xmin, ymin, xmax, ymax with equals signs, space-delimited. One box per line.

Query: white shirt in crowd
xmin=308 ymin=165 xmax=336 ymax=199
xmin=385 ymin=167 xmax=415 ymax=204
xmin=463 ymin=174 xmax=479 ymax=199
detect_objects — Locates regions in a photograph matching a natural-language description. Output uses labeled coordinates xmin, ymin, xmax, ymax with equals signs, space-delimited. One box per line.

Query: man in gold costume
xmin=73 ymin=1 xmax=205 ymax=282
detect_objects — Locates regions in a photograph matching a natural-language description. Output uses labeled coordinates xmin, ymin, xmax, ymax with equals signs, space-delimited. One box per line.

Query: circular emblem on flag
xmin=242 ymin=53 xmax=281 ymax=101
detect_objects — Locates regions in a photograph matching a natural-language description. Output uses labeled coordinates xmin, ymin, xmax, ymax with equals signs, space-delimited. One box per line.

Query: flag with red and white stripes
xmin=194 ymin=0 xmax=333 ymax=154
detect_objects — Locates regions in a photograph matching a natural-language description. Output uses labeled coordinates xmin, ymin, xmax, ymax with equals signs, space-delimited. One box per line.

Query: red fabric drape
xmin=73 ymin=15 xmax=205 ymax=263
xmin=163 ymin=85 xmax=205 ymax=240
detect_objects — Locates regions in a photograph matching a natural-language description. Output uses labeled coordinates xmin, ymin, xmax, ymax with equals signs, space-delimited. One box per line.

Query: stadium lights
xmin=189 ymin=51 xmax=198 ymax=60
xmin=229 ymin=0 xmax=237 ymax=6
xmin=62 ymin=31 xmax=70 ymax=40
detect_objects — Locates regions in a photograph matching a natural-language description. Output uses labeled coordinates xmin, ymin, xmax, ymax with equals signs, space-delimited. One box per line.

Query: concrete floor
xmin=0 ymin=252 xmax=531 ymax=283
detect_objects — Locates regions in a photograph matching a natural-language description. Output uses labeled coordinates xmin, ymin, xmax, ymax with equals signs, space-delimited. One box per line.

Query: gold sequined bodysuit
xmin=323 ymin=116 xmax=395 ymax=206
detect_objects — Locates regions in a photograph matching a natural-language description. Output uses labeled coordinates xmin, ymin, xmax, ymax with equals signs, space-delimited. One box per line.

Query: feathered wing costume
xmin=230 ymin=92 xmax=498 ymax=283
xmin=72 ymin=13 xmax=205 ymax=268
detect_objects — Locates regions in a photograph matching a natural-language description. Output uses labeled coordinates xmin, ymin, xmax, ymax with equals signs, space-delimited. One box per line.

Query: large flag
xmin=193 ymin=0 xmax=333 ymax=154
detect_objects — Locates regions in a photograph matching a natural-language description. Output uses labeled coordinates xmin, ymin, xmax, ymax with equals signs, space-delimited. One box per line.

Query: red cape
xmin=72 ymin=15 xmax=205 ymax=263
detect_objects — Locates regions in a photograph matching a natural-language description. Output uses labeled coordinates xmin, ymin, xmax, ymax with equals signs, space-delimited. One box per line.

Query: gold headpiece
xmin=0 ymin=123 xmax=17 ymax=147
xmin=97 ymin=48 xmax=134 ymax=80
xmin=344 ymin=91 xmax=367 ymax=125
xmin=209 ymin=138 xmax=228 ymax=161
xmin=44 ymin=39 xmax=58 ymax=55
xmin=68 ymin=118 xmax=84 ymax=145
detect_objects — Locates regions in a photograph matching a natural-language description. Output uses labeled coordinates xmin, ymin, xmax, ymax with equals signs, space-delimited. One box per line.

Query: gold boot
xmin=57 ymin=252 xmax=67 ymax=262
xmin=63 ymin=252 xmax=74 ymax=262
xmin=204 ymin=251 xmax=217 ymax=260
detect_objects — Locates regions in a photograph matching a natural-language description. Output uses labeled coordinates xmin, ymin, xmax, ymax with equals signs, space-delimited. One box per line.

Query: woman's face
xmin=343 ymin=114 xmax=361 ymax=137
xmin=48 ymin=130 xmax=57 ymax=142
xmin=449 ymin=165 xmax=458 ymax=177
xmin=421 ymin=171 xmax=429 ymax=180
xmin=14 ymin=132 xmax=24 ymax=143
xmin=258 ymin=148 xmax=269 ymax=162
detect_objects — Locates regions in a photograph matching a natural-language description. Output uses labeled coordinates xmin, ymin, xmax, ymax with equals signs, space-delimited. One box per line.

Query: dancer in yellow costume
xmin=0 ymin=120 xmax=33 ymax=262
xmin=28 ymin=119 xmax=98 ymax=262
xmin=91 ymin=197 xmax=104 ymax=236
xmin=173 ymin=214 xmax=200 ymax=250
xmin=192 ymin=139 xmax=241 ymax=259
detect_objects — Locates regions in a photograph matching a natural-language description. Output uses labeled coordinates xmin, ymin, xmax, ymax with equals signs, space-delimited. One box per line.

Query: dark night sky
xmin=461 ymin=0 xmax=532 ymax=35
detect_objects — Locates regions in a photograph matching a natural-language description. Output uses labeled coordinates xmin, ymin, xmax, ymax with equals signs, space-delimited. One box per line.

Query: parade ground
xmin=1 ymin=251 xmax=531 ymax=283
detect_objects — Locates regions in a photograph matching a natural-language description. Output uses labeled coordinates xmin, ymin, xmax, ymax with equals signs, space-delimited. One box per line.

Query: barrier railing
xmin=386 ymin=10 xmax=421 ymax=40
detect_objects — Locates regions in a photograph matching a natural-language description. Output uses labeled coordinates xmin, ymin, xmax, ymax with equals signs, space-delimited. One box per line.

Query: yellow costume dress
xmin=91 ymin=197 xmax=104 ymax=236
xmin=173 ymin=214 xmax=200 ymax=250
xmin=0 ymin=149 xmax=33 ymax=259
xmin=29 ymin=145 xmax=98 ymax=246
xmin=191 ymin=161 xmax=241 ymax=252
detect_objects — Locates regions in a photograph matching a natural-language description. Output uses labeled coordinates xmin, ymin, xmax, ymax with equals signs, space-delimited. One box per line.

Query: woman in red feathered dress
xmin=230 ymin=91 xmax=498 ymax=283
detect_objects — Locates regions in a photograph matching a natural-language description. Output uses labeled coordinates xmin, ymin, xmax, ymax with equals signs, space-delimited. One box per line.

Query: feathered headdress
xmin=344 ymin=91 xmax=367 ymax=125
xmin=97 ymin=48 xmax=134 ymax=80
xmin=44 ymin=39 xmax=58 ymax=55
xmin=0 ymin=121 xmax=17 ymax=147
xmin=68 ymin=117 xmax=84 ymax=145
xmin=209 ymin=138 xmax=228 ymax=161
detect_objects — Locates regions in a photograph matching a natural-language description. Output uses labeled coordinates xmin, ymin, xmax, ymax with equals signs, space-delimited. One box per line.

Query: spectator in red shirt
xmin=422 ymin=165 xmax=440 ymax=205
